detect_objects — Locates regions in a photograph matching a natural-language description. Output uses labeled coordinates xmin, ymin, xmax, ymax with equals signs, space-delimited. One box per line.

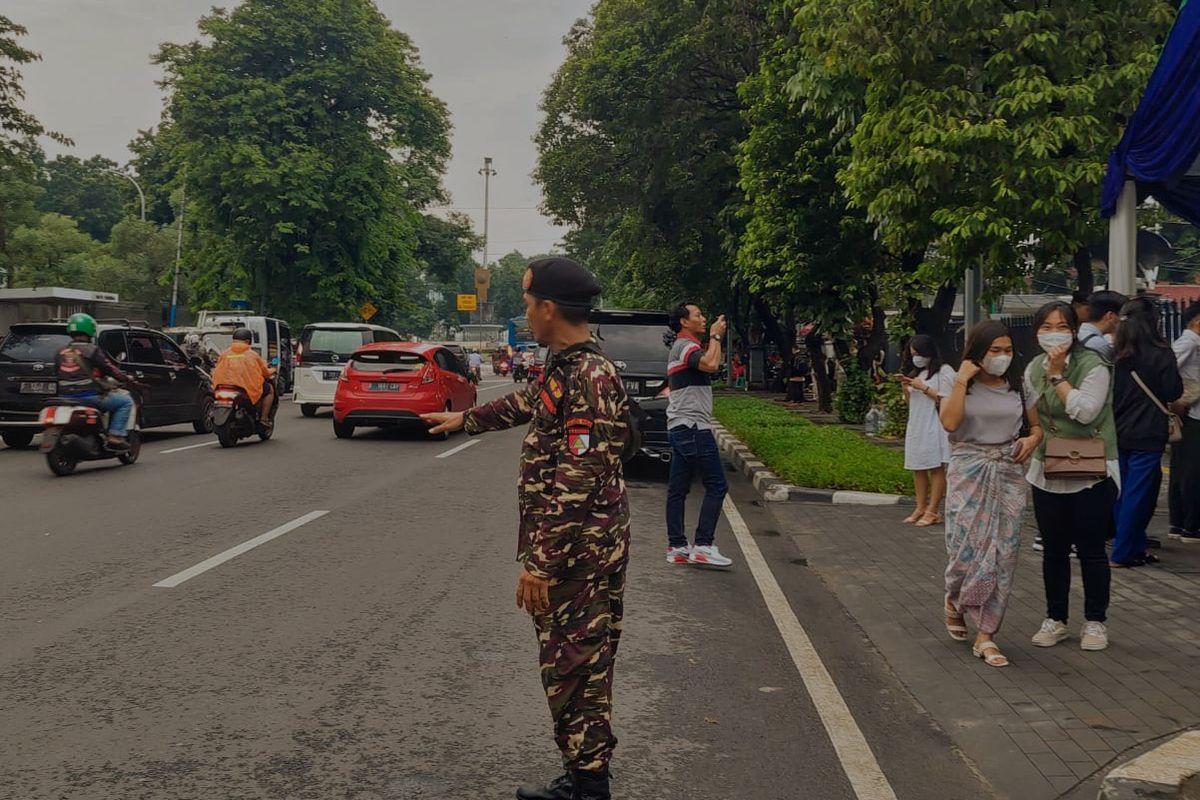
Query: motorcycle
xmin=511 ymin=361 xmax=527 ymax=382
xmin=212 ymin=383 xmax=278 ymax=447
xmin=525 ymin=361 xmax=543 ymax=385
xmin=39 ymin=388 xmax=143 ymax=477
xmin=468 ymin=366 xmax=482 ymax=385
xmin=495 ymin=359 xmax=511 ymax=377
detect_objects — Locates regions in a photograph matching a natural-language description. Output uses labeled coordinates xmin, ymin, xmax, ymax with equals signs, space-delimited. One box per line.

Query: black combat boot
xmin=515 ymin=772 xmax=573 ymax=800
xmin=571 ymin=768 xmax=611 ymax=800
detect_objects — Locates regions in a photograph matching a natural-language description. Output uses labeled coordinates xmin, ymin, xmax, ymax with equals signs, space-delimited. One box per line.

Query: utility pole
xmin=169 ymin=171 xmax=186 ymax=327
xmin=478 ymin=157 xmax=496 ymax=270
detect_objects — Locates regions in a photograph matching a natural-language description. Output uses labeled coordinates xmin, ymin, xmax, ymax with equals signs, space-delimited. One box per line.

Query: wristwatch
xmin=1048 ymin=375 xmax=1067 ymax=386
xmin=712 ymin=333 xmax=722 ymax=342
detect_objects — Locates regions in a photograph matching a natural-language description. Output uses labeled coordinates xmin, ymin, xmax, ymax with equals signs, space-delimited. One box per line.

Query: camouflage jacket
xmin=463 ymin=340 xmax=631 ymax=581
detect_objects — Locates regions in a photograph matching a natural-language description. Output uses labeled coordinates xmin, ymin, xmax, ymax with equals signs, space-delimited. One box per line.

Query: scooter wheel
xmin=47 ymin=447 xmax=77 ymax=476
xmin=118 ymin=432 xmax=141 ymax=465
xmin=216 ymin=426 xmax=238 ymax=448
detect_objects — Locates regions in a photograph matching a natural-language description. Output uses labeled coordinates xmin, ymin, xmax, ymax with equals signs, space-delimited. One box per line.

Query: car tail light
xmin=421 ymin=366 xmax=435 ymax=384
xmin=215 ymin=388 xmax=241 ymax=401
xmin=294 ymin=343 xmax=303 ymax=367
xmin=339 ymin=369 xmax=350 ymax=383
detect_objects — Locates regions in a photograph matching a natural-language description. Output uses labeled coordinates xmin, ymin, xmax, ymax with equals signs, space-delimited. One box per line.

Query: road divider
xmin=153 ymin=510 xmax=330 ymax=588
xmin=160 ymin=441 xmax=218 ymax=454
xmin=723 ymin=496 xmax=898 ymax=800
xmin=436 ymin=439 xmax=479 ymax=459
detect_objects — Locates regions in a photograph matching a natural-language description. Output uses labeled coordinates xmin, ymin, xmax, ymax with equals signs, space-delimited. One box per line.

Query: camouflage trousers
xmin=532 ymin=569 xmax=626 ymax=773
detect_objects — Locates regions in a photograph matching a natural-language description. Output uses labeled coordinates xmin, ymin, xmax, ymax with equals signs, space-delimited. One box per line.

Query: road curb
xmin=1099 ymin=731 xmax=1200 ymax=800
xmin=712 ymin=424 xmax=914 ymax=506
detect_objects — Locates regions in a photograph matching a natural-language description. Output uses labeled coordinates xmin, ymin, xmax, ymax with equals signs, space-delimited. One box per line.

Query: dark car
xmin=443 ymin=343 xmax=470 ymax=372
xmin=0 ymin=322 xmax=214 ymax=449
xmin=589 ymin=309 xmax=671 ymax=461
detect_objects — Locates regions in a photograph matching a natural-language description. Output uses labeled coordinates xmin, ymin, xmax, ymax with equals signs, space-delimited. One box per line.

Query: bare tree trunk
xmin=751 ymin=292 xmax=793 ymax=364
xmin=1074 ymin=247 xmax=1094 ymax=295
xmin=913 ymin=282 xmax=958 ymax=337
xmin=857 ymin=289 xmax=887 ymax=371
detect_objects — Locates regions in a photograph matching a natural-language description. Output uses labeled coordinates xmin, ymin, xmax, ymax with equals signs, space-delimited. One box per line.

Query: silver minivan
xmin=293 ymin=322 xmax=402 ymax=416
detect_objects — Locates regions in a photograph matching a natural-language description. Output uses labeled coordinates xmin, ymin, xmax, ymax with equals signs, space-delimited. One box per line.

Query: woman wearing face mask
xmin=899 ymin=335 xmax=955 ymax=526
xmin=939 ymin=321 xmax=1042 ymax=667
xmin=1025 ymin=301 xmax=1120 ymax=653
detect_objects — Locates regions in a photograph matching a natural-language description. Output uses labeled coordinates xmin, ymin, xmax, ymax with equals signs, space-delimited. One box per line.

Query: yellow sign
xmin=456 ymin=293 xmax=478 ymax=312
xmin=360 ymin=302 xmax=378 ymax=321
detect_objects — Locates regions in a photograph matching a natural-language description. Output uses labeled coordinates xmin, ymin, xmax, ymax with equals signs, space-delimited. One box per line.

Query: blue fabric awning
xmin=1102 ymin=1 xmax=1200 ymax=226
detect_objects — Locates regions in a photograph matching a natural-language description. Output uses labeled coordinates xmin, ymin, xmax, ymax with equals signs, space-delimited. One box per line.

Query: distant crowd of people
xmin=899 ymin=294 xmax=1200 ymax=667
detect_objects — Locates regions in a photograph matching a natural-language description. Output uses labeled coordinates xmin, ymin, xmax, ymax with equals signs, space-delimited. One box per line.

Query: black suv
xmin=589 ymin=309 xmax=671 ymax=461
xmin=0 ymin=322 xmax=214 ymax=448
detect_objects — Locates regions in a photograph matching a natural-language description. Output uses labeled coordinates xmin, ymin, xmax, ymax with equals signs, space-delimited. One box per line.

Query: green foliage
xmin=155 ymin=0 xmax=451 ymax=324
xmin=0 ymin=15 xmax=70 ymax=168
xmin=6 ymin=213 xmax=99 ymax=287
xmin=37 ymin=155 xmax=131 ymax=241
xmin=714 ymin=394 xmax=910 ymax=494
xmin=0 ymin=158 xmax=41 ymax=285
xmin=834 ymin=361 xmax=874 ymax=424
xmin=876 ymin=377 xmax=909 ymax=439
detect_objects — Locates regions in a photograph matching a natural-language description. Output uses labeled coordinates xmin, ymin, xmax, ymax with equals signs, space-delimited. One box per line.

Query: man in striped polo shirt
xmin=665 ymin=302 xmax=733 ymax=567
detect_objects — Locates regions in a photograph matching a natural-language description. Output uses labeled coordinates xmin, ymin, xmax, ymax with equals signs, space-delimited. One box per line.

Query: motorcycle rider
xmin=467 ymin=349 xmax=484 ymax=382
xmin=54 ymin=313 xmax=136 ymax=451
xmin=212 ymin=328 xmax=276 ymax=428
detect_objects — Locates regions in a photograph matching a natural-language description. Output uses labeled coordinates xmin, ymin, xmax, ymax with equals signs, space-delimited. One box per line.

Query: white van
xmin=191 ymin=311 xmax=294 ymax=391
xmin=293 ymin=322 xmax=402 ymax=416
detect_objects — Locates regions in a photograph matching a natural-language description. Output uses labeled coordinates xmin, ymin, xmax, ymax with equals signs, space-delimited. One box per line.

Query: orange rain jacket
xmin=212 ymin=341 xmax=273 ymax=404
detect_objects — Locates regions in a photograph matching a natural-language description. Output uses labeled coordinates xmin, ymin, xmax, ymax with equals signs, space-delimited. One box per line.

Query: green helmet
xmin=66 ymin=313 xmax=97 ymax=338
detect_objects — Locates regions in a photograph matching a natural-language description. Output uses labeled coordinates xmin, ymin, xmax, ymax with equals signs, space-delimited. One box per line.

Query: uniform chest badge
xmin=568 ymin=432 xmax=591 ymax=456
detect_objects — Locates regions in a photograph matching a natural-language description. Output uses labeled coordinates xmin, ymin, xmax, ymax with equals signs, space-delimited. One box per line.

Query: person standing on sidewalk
xmin=1170 ymin=303 xmax=1200 ymax=544
xmin=939 ymin=321 xmax=1043 ymax=667
xmin=1079 ymin=290 xmax=1127 ymax=361
xmin=1110 ymin=297 xmax=1183 ymax=567
xmin=1025 ymin=301 xmax=1120 ymax=652
xmin=664 ymin=303 xmax=732 ymax=568
xmin=899 ymin=335 xmax=955 ymax=527
xmin=422 ymin=258 xmax=630 ymax=800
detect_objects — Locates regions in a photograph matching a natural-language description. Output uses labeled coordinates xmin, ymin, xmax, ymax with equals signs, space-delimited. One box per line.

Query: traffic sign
xmin=360 ymin=301 xmax=378 ymax=321
xmin=456 ymin=293 xmax=478 ymax=312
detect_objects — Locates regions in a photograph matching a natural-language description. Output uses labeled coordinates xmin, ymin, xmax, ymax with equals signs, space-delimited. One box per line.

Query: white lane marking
xmin=160 ymin=441 xmax=217 ymax=454
xmin=723 ymin=496 xmax=898 ymax=800
xmin=153 ymin=510 xmax=329 ymax=588
xmin=478 ymin=381 xmax=515 ymax=393
xmin=436 ymin=438 xmax=479 ymax=459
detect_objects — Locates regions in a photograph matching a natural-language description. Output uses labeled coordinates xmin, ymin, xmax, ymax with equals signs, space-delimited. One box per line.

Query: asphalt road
xmin=0 ymin=377 xmax=994 ymax=800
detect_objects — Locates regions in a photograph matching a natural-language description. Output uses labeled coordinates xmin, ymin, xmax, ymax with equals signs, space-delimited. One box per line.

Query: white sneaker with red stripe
xmin=688 ymin=545 xmax=733 ymax=567
xmin=666 ymin=545 xmax=693 ymax=565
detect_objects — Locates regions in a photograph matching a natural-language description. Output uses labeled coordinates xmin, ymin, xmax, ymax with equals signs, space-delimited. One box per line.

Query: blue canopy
xmin=1102 ymin=1 xmax=1200 ymax=226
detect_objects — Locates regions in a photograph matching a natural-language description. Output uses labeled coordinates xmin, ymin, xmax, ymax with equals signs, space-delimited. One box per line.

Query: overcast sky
xmin=7 ymin=0 xmax=591 ymax=263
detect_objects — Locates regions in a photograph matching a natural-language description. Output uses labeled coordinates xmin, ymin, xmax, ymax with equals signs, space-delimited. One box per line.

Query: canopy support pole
xmin=963 ymin=263 xmax=982 ymax=331
xmin=1108 ymin=180 xmax=1138 ymax=294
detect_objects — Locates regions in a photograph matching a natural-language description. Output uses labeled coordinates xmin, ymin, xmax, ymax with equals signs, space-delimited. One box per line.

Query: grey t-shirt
xmin=666 ymin=334 xmax=713 ymax=430
xmin=939 ymin=378 xmax=1036 ymax=445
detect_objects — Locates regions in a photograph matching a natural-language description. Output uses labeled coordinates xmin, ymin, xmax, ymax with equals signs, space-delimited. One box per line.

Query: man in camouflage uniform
xmin=422 ymin=257 xmax=630 ymax=800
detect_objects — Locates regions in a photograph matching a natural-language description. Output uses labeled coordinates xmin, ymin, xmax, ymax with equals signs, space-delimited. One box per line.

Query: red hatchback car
xmin=331 ymin=343 xmax=477 ymax=439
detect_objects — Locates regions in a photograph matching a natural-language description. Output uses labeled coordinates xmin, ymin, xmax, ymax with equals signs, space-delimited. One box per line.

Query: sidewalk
xmin=768 ymin=495 xmax=1200 ymax=799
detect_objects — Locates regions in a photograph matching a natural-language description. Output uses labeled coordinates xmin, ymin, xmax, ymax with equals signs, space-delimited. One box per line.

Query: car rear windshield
xmin=590 ymin=323 xmax=671 ymax=362
xmin=0 ymin=327 xmax=71 ymax=363
xmin=301 ymin=328 xmax=369 ymax=360
xmin=351 ymin=350 xmax=426 ymax=373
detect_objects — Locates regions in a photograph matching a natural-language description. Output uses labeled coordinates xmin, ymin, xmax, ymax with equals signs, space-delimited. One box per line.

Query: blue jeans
xmin=1112 ymin=449 xmax=1162 ymax=563
xmin=70 ymin=390 xmax=134 ymax=437
xmin=666 ymin=426 xmax=728 ymax=548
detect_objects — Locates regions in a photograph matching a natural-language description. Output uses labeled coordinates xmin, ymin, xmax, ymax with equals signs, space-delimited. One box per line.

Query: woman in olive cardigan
xmin=1025 ymin=301 xmax=1119 ymax=653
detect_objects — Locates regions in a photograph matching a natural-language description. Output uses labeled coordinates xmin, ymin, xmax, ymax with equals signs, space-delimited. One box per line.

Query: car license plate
xmin=367 ymin=382 xmax=401 ymax=392
xmin=323 ymin=370 xmax=342 ymax=380
xmin=623 ymin=379 xmax=640 ymax=394
xmin=20 ymin=381 xmax=56 ymax=394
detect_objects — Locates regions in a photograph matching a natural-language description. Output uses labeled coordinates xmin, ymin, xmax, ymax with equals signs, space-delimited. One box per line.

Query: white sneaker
xmin=1031 ymin=618 xmax=1070 ymax=647
xmin=689 ymin=545 xmax=733 ymax=568
xmin=1081 ymin=621 xmax=1109 ymax=651
xmin=666 ymin=545 xmax=693 ymax=565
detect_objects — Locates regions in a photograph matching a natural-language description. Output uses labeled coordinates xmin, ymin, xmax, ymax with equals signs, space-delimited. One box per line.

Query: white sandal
xmin=972 ymin=641 xmax=1009 ymax=668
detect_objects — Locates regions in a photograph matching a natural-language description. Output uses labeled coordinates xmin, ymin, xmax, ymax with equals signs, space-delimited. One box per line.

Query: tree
xmin=490 ymin=251 xmax=536 ymax=323
xmin=0 ymin=15 xmax=70 ymax=168
xmin=0 ymin=156 xmax=40 ymax=286
xmin=155 ymin=0 xmax=451 ymax=324
xmin=103 ymin=218 xmax=178 ymax=306
xmin=791 ymin=0 xmax=1177 ymax=302
xmin=37 ymin=155 xmax=131 ymax=241
xmin=127 ymin=126 xmax=183 ymax=226
xmin=6 ymin=212 xmax=101 ymax=288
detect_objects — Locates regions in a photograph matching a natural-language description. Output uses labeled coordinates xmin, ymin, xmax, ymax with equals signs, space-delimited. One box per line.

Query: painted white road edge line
xmin=153 ymin=510 xmax=330 ymax=589
xmin=478 ymin=382 xmax=515 ymax=393
xmin=436 ymin=438 xmax=479 ymax=459
xmin=160 ymin=441 xmax=218 ymax=454
xmin=723 ymin=496 xmax=898 ymax=800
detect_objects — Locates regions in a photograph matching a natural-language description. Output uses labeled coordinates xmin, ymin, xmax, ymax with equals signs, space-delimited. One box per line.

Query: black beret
xmin=526 ymin=257 xmax=602 ymax=309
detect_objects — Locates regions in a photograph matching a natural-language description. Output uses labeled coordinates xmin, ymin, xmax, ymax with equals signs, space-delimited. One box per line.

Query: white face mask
xmin=1038 ymin=332 xmax=1074 ymax=352
xmin=983 ymin=355 xmax=1012 ymax=376
xmin=911 ymin=355 xmax=931 ymax=368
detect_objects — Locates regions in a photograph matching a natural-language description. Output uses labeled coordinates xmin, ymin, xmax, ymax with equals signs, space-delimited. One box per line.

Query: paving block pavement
xmin=766 ymin=498 xmax=1200 ymax=800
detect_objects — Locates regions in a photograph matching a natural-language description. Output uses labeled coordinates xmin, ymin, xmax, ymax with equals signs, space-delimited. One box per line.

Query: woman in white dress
xmin=900 ymin=335 xmax=955 ymax=526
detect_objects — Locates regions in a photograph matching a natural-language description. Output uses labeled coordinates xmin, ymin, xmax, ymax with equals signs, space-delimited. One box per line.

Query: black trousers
xmin=1032 ymin=480 xmax=1116 ymax=623
xmin=1169 ymin=416 xmax=1200 ymax=534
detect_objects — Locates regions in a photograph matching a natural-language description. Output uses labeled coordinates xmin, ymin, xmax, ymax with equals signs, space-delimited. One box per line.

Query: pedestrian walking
xmin=664 ymin=302 xmax=732 ymax=568
xmin=1110 ymin=297 xmax=1183 ymax=567
xmin=1078 ymin=290 xmax=1127 ymax=361
xmin=1170 ymin=302 xmax=1200 ymax=544
xmin=938 ymin=321 xmax=1042 ymax=667
xmin=422 ymin=257 xmax=630 ymax=800
xmin=1025 ymin=301 xmax=1119 ymax=652
xmin=899 ymin=335 xmax=955 ymax=527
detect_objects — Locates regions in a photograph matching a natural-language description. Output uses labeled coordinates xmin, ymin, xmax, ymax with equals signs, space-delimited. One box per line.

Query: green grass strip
xmin=713 ymin=394 xmax=912 ymax=495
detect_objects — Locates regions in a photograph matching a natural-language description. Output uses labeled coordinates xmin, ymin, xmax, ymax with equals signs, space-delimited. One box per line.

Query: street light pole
xmin=169 ymin=172 xmax=186 ymax=327
xmin=105 ymin=168 xmax=146 ymax=222
xmin=478 ymin=157 xmax=496 ymax=270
